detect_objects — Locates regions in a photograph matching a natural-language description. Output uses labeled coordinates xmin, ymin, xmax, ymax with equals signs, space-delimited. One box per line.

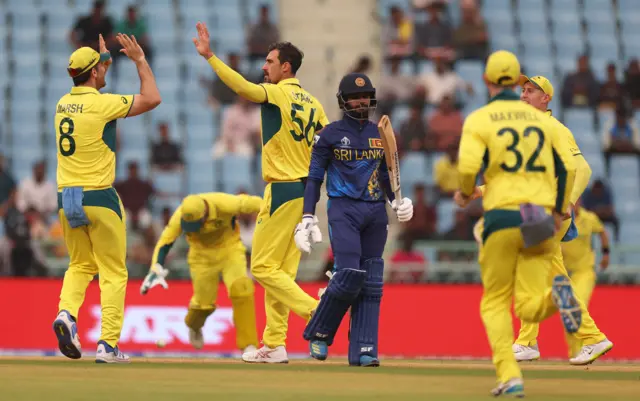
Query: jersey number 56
xmin=289 ymin=103 xmax=317 ymax=146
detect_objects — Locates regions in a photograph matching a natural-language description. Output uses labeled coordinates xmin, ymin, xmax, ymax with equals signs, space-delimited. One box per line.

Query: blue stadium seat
xmin=522 ymin=41 xmax=552 ymax=61
xmin=220 ymin=154 xmax=252 ymax=193
xmin=518 ymin=14 xmax=547 ymax=37
xmin=489 ymin=33 xmax=517 ymax=52
xmin=153 ymin=171 xmax=184 ymax=195
xmin=515 ymin=0 xmax=546 ymax=16
xmin=550 ymin=0 xmax=578 ymax=14
xmin=484 ymin=10 xmax=515 ymax=38
xmin=589 ymin=38 xmax=620 ymax=66
xmin=436 ymin=199 xmax=456 ymax=234
xmin=550 ymin=13 xmax=581 ymax=37
xmin=620 ymin=223 xmax=640 ymax=244
xmin=555 ymin=37 xmax=586 ymax=75
xmin=11 ymin=148 xmax=43 ymax=180
xmin=563 ymin=109 xmax=595 ymax=133
xmin=399 ymin=152 xmax=428 ymax=199
xmin=482 ymin=0 xmax=512 ymax=9
xmin=573 ymin=130 xmax=600 ymax=154
xmin=391 ymin=105 xmax=410 ymax=126
xmin=584 ymin=151 xmax=606 ymax=178
xmin=582 ymin=0 xmax=613 ymax=15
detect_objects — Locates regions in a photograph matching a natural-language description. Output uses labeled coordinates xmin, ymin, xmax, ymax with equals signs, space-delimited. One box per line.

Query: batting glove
xmin=140 ymin=263 xmax=169 ymax=295
xmin=391 ymin=198 xmax=413 ymax=222
xmin=294 ymin=215 xmax=323 ymax=254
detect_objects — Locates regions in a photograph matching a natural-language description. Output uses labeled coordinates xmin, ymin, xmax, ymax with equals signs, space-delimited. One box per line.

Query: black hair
xmin=72 ymin=69 xmax=93 ymax=86
xmin=267 ymin=42 xmax=304 ymax=74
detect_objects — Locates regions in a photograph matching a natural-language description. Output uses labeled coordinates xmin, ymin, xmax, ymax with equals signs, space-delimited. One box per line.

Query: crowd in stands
xmin=1 ymin=0 xmax=636 ymax=283
xmin=383 ymin=0 xmax=634 ymax=281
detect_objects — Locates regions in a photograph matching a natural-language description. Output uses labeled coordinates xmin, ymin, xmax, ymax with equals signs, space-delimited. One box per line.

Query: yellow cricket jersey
xmin=562 ymin=207 xmax=604 ymax=271
xmin=152 ymin=193 xmax=262 ymax=265
xmin=54 ymin=87 xmax=134 ymax=190
xmin=434 ymin=156 xmax=458 ymax=193
xmin=458 ymin=90 xmax=576 ymax=214
xmin=259 ymin=78 xmax=329 ymax=182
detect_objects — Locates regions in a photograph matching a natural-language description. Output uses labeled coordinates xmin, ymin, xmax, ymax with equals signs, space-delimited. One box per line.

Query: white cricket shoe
xmin=242 ymin=345 xmax=289 ymax=364
xmin=491 ymin=378 xmax=525 ymax=398
xmin=512 ymin=343 xmax=540 ymax=362
xmin=569 ymin=339 xmax=613 ymax=365
xmin=189 ymin=328 xmax=204 ymax=349
xmin=242 ymin=345 xmax=258 ymax=354
xmin=52 ymin=310 xmax=82 ymax=359
xmin=95 ymin=340 xmax=131 ymax=364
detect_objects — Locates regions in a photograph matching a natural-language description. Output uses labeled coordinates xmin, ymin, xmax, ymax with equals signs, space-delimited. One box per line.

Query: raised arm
xmin=116 ymin=33 xmax=162 ymax=117
xmin=192 ymin=22 xmax=267 ymax=103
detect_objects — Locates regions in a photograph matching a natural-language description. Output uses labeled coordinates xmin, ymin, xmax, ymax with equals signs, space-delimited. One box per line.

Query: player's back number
xmin=498 ymin=126 xmax=546 ymax=173
xmin=58 ymin=117 xmax=76 ymax=157
xmin=289 ymin=103 xmax=317 ymax=146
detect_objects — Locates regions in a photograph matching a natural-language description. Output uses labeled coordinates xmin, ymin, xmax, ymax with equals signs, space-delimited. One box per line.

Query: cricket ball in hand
xmin=156 ymin=339 xmax=166 ymax=348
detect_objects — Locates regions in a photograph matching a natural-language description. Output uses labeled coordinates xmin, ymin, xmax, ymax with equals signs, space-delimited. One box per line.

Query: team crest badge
xmin=355 ymin=77 xmax=365 ymax=87
xmin=341 ymin=136 xmax=351 ymax=147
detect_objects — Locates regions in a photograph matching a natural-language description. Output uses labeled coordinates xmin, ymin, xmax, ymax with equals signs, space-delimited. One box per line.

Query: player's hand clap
xmin=193 ymin=21 xmax=214 ymax=59
xmin=391 ymin=198 xmax=413 ymax=222
xmin=140 ymin=263 xmax=169 ymax=295
xmin=294 ymin=215 xmax=322 ymax=254
xmin=98 ymin=34 xmax=112 ymax=67
xmin=116 ymin=33 xmax=145 ymax=63
xmin=454 ymin=187 xmax=482 ymax=208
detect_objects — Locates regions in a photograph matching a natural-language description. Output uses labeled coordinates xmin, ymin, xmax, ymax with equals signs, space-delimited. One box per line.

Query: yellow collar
xmin=70 ymin=86 xmax=99 ymax=95
xmin=277 ymin=78 xmax=301 ymax=87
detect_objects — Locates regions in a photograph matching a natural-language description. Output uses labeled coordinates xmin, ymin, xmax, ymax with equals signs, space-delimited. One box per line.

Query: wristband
xmin=602 ymin=247 xmax=610 ymax=254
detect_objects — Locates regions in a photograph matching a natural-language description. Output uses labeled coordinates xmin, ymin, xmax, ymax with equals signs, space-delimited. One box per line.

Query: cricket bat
xmin=377 ymin=115 xmax=402 ymax=203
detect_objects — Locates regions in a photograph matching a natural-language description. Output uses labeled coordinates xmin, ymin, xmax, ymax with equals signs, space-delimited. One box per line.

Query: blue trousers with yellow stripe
xmin=57 ymin=188 xmax=128 ymax=348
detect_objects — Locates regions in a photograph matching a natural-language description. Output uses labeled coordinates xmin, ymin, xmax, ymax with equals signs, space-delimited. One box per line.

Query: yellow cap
xmin=67 ymin=47 xmax=111 ymax=78
xmin=180 ymin=195 xmax=210 ymax=233
xmin=519 ymin=74 xmax=554 ymax=100
xmin=484 ymin=50 xmax=521 ymax=86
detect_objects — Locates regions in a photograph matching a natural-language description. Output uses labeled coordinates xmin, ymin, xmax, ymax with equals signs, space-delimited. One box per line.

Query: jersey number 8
xmin=498 ymin=126 xmax=546 ymax=173
xmin=58 ymin=117 xmax=76 ymax=157
xmin=290 ymin=104 xmax=317 ymax=146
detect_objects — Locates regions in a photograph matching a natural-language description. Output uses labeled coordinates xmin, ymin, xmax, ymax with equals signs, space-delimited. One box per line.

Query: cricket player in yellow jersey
xmin=456 ymin=50 xmax=578 ymax=397
xmin=461 ymin=75 xmax=614 ymax=366
xmin=192 ymin=22 xmax=329 ymax=363
xmin=139 ymin=193 xmax=262 ymax=354
xmin=52 ymin=33 xmax=161 ymax=363
xmin=510 ymin=75 xmax=613 ymax=365
xmin=561 ymin=199 xmax=610 ymax=356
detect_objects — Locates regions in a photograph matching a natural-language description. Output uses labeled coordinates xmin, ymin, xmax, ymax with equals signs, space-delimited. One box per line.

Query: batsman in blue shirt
xmin=294 ymin=73 xmax=413 ymax=366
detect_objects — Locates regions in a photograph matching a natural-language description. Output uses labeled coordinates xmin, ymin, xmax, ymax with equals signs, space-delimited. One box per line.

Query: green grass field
xmin=1 ymin=358 xmax=639 ymax=400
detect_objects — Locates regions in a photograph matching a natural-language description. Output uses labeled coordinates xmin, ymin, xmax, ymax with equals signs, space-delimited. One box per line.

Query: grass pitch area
xmin=1 ymin=357 xmax=639 ymax=400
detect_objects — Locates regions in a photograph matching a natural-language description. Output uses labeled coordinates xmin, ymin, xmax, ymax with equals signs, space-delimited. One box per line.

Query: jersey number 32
xmin=498 ymin=126 xmax=546 ymax=173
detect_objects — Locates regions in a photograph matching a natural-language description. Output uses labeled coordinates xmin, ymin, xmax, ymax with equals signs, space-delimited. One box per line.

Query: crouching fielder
xmin=294 ymin=73 xmax=413 ymax=366
xmin=140 ymin=193 xmax=260 ymax=354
